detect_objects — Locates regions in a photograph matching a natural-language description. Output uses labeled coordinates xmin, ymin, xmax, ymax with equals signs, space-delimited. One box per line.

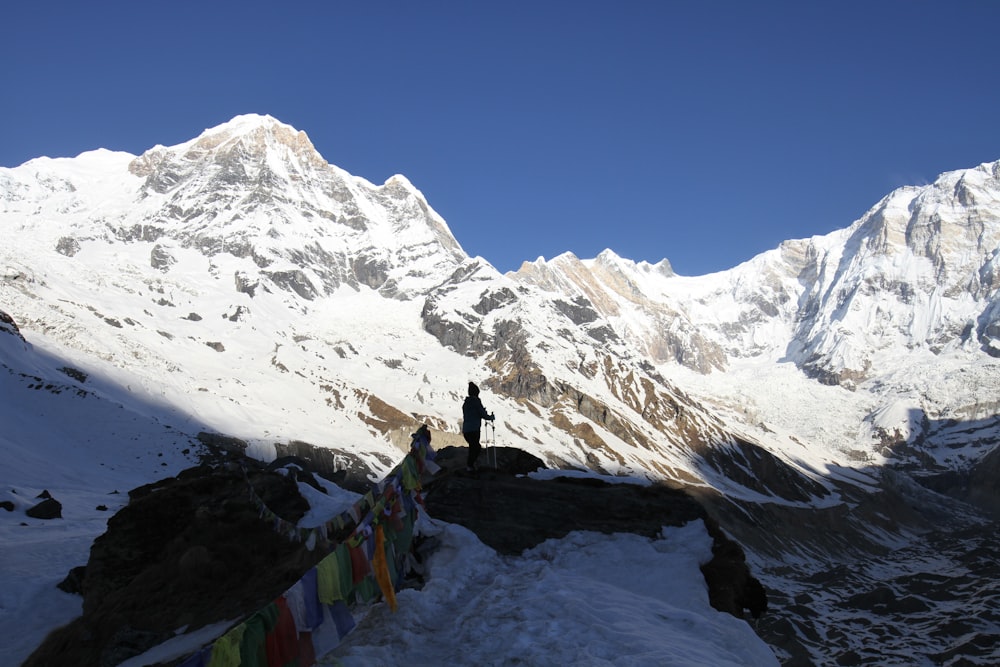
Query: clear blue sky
xmin=4 ymin=2 xmax=999 ymax=276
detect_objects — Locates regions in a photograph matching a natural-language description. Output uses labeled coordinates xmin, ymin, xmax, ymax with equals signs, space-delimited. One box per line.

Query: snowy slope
xmin=0 ymin=314 xmax=778 ymax=667
xmin=0 ymin=313 xmax=201 ymax=662
xmin=2 ymin=114 xmax=1000 ymax=665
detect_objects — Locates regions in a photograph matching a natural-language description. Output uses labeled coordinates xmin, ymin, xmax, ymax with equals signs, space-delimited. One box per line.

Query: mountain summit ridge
xmin=2 ymin=114 xmax=999 ymax=665
xmin=519 ymin=159 xmax=1000 ymax=381
xmin=2 ymin=115 xmax=998 ymax=483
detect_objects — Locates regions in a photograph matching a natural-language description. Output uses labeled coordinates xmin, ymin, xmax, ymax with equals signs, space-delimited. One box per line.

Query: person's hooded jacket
xmin=461 ymin=382 xmax=493 ymax=433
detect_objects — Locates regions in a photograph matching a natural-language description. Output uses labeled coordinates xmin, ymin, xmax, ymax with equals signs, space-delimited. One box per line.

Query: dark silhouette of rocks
xmin=426 ymin=445 xmax=767 ymax=620
xmin=24 ymin=446 xmax=767 ymax=666
xmin=26 ymin=490 xmax=63 ymax=519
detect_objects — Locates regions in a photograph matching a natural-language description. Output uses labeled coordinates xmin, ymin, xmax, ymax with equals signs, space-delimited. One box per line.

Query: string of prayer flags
xmin=178 ymin=425 xmax=438 ymax=666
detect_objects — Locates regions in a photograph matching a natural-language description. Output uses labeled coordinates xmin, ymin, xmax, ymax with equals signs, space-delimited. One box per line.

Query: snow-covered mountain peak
xmin=781 ymin=160 xmax=1000 ymax=386
xmin=844 ymin=160 xmax=1000 ymax=267
xmin=383 ymin=173 xmax=416 ymax=189
xmin=127 ymin=113 xmax=328 ymax=193
xmin=3 ymin=120 xmax=1000 ymax=667
xmin=188 ymin=113 xmax=318 ymax=157
xmin=3 ymin=115 xmax=472 ymax=301
xmin=205 ymin=112 xmax=287 ymax=132
xmin=2 ymin=118 xmax=998 ymax=486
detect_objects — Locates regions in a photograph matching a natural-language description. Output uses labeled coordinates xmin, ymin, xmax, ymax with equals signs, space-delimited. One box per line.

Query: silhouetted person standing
xmin=462 ymin=381 xmax=494 ymax=471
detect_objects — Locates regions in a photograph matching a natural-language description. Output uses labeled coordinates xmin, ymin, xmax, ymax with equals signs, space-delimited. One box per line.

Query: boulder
xmin=26 ymin=496 xmax=62 ymax=520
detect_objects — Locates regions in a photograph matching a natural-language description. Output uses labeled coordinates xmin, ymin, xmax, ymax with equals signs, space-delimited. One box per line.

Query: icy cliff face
xmin=518 ymin=160 xmax=1000 ymax=387
xmin=792 ymin=162 xmax=1000 ymax=379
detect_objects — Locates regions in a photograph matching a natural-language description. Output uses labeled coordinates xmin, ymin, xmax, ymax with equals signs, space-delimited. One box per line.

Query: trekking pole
xmin=490 ymin=420 xmax=498 ymax=468
xmin=484 ymin=420 xmax=492 ymax=469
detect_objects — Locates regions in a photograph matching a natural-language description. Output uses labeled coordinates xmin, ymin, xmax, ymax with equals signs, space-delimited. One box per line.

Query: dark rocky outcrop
xmin=26 ymin=489 xmax=63 ymax=520
xmin=55 ymin=236 xmax=81 ymax=257
xmin=967 ymin=443 xmax=1000 ymax=520
xmin=150 ymin=244 xmax=176 ymax=272
xmin=272 ymin=440 xmax=380 ymax=493
xmin=264 ymin=269 xmax=318 ymax=300
xmin=426 ymin=445 xmax=767 ymax=620
xmin=25 ymin=446 xmax=767 ymax=666
xmin=26 ymin=496 xmax=63 ymax=520
xmin=909 ymin=441 xmax=1000 ymax=522
xmin=23 ymin=462 xmax=326 ymax=667
xmin=0 ymin=308 xmax=27 ymax=342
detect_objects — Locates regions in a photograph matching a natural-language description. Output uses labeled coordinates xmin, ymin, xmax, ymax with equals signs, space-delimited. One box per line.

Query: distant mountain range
xmin=2 ymin=114 xmax=998 ymax=664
